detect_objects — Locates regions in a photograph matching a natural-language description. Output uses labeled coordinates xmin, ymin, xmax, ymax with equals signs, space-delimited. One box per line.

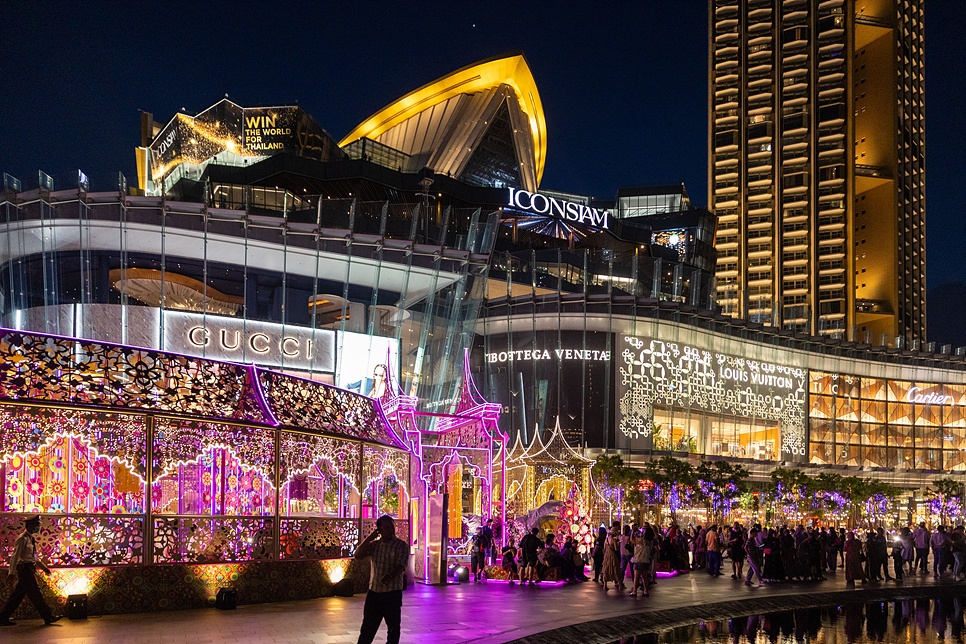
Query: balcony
xmin=782 ymin=112 xmax=809 ymax=133
xmin=855 ymin=14 xmax=891 ymax=28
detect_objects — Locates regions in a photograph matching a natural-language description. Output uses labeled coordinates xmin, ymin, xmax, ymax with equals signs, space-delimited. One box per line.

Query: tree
xmin=928 ymin=478 xmax=964 ymax=526
xmin=696 ymin=460 xmax=750 ymax=523
xmin=852 ymin=479 xmax=903 ymax=528
xmin=766 ymin=467 xmax=812 ymax=525
xmin=639 ymin=457 xmax=697 ymax=523
xmin=592 ymin=455 xmax=643 ymax=522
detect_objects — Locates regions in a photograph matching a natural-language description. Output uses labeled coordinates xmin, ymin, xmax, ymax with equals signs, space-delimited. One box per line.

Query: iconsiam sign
xmin=0 ymin=329 xmax=504 ymax=614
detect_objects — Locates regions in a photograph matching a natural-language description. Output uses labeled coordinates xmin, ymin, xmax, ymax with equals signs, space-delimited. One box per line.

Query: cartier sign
xmin=507 ymin=188 xmax=610 ymax=230
xmin=163 ymin=311 xmax=336 ymax=371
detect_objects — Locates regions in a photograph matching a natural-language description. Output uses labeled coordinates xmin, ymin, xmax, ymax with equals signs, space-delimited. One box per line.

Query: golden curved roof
xmin=340 ymin=52 xmax=547 ymax=186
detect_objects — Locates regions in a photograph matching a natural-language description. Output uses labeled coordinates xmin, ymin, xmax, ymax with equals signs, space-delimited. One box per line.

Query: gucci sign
xmin=163 ymin=311 xmax=336 ymax=372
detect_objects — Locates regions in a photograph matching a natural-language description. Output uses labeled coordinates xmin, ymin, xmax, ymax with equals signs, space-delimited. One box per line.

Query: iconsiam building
xmin=0 ymin=51 xmax=964 ymax=614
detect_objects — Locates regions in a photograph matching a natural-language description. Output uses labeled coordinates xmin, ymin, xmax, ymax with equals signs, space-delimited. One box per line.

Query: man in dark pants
xmin=913 ymin=522 xmax=930 ymax=573
xmin=355 ymin=515 xmax=409 ymax=644
xmin=0 ymin=516 xmax=60 ymax=626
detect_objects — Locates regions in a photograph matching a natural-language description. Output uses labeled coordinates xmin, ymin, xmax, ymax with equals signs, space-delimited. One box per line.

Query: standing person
xmin=838 ymin=528 xmax=847 ymax=567
xmin=762 ymin=529 xmax=784 ymax=581
xmin=827 ymin=528 xmax=841 ymax=574
xmin=780 ymin=528 xmax=799 ymax=580
xmin=706 ymin=526 xmax=721 ymax=576
xmin=913 ymin=522 xmax=930 ymax=574
xmin=931 ymin=526 xmax=949 ymax=578
xmin=354 ymin=515 xmax=409 ymax=644
xmin=630 ymin=527 xmax=654 ymax=597
xmin=694 ymin=525 xmax=708 ymax=571
xmin=469 ymin=527 xmax=486 ymax=582
xmin=900 ymin=527 xmax=915 ymax=573
xmin=863 ymin=530 xmax=878 ymax=581
xmin=0 ymin=516 xmax=59 ymax=626
xmin=729 ymin=524 xmax=746 ymax=580
xmin=501 ymin=538 xmax=519 ymax=585
xmin=601 ymin=521 xmax=622 ymax=591
xmin=891 ymin=536 xmax=905 ymax=581
xmin=592 ymin=527 xmax=606 ymax=583
xmin=482 ymin=519 xmax=495 ymax=565
xmin=619 ymin=525 xmax=633 ymax=585
xmin=520 ymin=527 xmax=541 ymax=586
xmin=950 ymin=529 xmax=966 ymax=580
xmin=844 ymin=531 xmax=866 ymax=585
xmin=874 ymin=528 xmax=892 ymax=581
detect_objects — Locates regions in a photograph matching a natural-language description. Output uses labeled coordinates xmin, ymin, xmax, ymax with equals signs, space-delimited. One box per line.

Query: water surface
xmin=612 ymin=597 xmax=966 ymax=644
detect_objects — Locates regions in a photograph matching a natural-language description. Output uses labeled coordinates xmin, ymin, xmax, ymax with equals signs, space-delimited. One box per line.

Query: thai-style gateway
xmin=0 ymin=51 xmax=962 ymax=612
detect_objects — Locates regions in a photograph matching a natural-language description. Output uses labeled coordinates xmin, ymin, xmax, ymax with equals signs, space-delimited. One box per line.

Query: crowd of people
xmin=478 ymin=519 xmax=966 ymax=593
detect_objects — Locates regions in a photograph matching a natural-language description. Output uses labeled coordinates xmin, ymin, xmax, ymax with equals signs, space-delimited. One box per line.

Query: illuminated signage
xmin=507 ymin=188 xmax=610 ymax=230
xmin=149 ymin=101 xmax=328 ymax=183
xmin=905 ymin=387 xmax=954 ymax=405
xmin=162 ymin=311 xmax=336 ymax=371
xmin=484 ymin=348 xmax=611 ymax=364
xmin=243 ymin=110 xmax=293 ymax=152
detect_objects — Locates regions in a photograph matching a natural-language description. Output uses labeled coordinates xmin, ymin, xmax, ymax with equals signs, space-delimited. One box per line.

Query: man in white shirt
xmin=0 ymin=516 xmax=60 ymax=626
xmin=355 ymin=515 xmax=409 ymax=644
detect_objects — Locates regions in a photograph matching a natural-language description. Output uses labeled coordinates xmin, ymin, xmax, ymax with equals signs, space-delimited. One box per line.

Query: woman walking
xmin=601 ymin=521 xmax=622 ymax=591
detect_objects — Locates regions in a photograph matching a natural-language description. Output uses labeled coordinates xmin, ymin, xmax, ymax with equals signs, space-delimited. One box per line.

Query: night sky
xmin=2 ymin=2 xmax=964 ymax=328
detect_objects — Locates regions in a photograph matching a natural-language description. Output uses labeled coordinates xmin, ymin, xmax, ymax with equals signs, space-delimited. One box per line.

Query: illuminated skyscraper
xmin=709 ymin=0 xmax=925 ymax=344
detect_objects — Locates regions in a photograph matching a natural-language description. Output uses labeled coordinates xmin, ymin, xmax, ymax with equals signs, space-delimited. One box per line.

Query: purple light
xmin=247 ymin=364 xmax=280 ymax=427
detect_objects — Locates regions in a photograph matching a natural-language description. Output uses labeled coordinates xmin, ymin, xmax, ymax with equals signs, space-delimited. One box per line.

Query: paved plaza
xmin=1 ymin=568 xmax=961 ymax=644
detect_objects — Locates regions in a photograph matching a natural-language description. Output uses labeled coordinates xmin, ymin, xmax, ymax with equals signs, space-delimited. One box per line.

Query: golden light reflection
xmin=50 ymin=567 xmax=107 ymax=597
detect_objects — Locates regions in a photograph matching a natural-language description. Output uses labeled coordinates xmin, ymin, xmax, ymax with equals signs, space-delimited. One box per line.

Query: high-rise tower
xmin=709 ymin=0 xmax=925 ymax=343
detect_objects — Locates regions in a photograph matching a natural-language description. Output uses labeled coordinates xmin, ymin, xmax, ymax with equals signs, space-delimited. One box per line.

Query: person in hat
xmin=0 ymin=516 xmax=60 ymax=626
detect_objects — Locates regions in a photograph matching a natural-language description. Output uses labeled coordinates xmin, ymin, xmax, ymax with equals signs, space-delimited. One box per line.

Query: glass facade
xmin=617 ymin=187 xmax=691 ymax=218
xmin=0 ymin=189 xmax=496 ymax=410
xmin=809 ymin=372 xmax=966 ymax=471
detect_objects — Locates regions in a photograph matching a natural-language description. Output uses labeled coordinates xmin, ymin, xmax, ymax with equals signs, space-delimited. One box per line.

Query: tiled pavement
xmin=1 ymin=568 xmax=961 ymax=644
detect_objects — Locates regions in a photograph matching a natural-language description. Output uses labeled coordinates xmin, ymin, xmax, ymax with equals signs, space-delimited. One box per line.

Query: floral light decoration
xmin=92 ymin=459 xmax=111 ymax=479
xmin=49 ymin=480 xmax=67 ymax=497
xmin=8 ymin=479 xmax=23 ymax=498
xmin=553 ymin=484 xmax=596 ymax=555
xmin=72 ymin=480 xmax=90 ymax=498
xmin=49 ymin=456 xmax=65 ymax=473
xmin=27 ymin=455 xmax=43 ymax=471
xmin=92 ymin=483 xmax=108 ymax=499
xmin=8 ymin=454 xmax=23 ymax=471
xmin=72 ymin=456 xmax=88 ymax=475
xmin=27 ymin=478 xmax=44 ymax=496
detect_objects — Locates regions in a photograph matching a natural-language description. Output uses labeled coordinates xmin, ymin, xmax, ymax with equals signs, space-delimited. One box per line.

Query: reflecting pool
xmin=612 ymin=597 xmax=966 ymax=644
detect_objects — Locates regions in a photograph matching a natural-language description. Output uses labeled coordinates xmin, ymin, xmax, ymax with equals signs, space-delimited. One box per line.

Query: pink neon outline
xmin=248 ymin=364 xmax=280 ymax=427
xmin=0 ymin=327 xmax=275 ymax=426
xmin=254 ymin=362 xmax=409 ymax=450
xmin=0 ymin=327 xmax=412 ymax=450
